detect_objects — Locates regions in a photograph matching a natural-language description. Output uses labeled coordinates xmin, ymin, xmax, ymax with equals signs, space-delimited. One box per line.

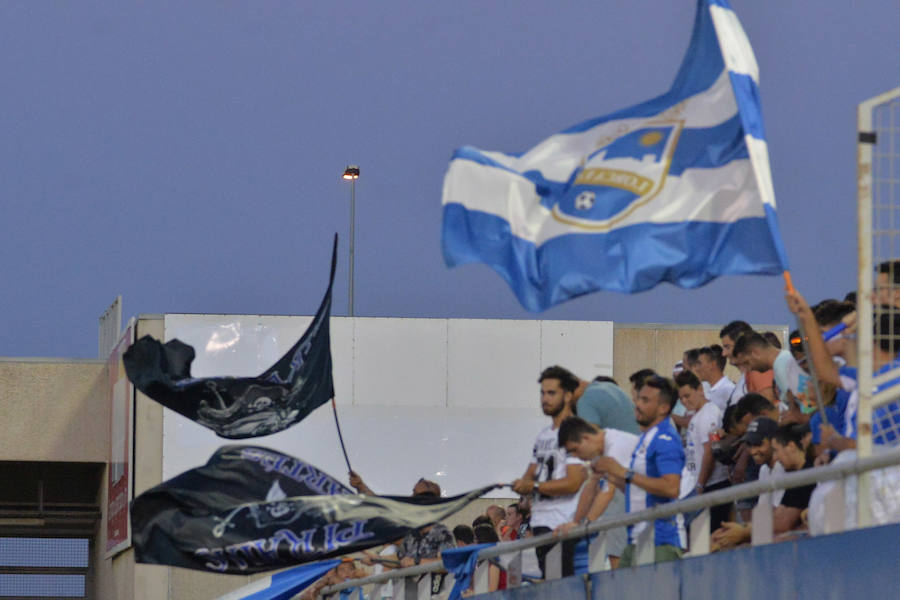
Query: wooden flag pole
xmin=783 ymin=271 xmax=829 ymax=425
xmin=331 ymin=397 xmax=353 ymax=473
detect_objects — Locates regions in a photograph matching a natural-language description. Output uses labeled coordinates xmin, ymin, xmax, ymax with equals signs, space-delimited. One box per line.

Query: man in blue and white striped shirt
xmin=592 ymin=375 xmax=685 ymax=566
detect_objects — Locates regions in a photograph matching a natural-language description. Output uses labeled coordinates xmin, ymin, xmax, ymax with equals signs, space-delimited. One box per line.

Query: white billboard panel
xmin=162 ymin=315 xmax=613 ymax=498
xmin=330 ymin=318 xmax=355 ymax=406
xmin=447 ymin=319 xmax=540 ymax=410
xmin=354 ymin=318 xmax=447 ymax=407
xmin=540 ymin=320 xmax=615 ymax=380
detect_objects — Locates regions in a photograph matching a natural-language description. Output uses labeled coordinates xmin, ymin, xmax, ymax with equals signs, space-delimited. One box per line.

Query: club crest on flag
xmin=552 ymin=122 xmax=683 ymax=229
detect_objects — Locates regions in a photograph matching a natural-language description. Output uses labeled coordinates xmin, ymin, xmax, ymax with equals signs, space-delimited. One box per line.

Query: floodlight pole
xmin=342 ymin=165 xmax=360 ymax=317
xmin=349 ymin=177 xmax=356 ymax=317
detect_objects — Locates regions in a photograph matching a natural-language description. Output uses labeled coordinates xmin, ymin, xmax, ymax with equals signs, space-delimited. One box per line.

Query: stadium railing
xmin=320 ymin=445 xmax=900 ymax=599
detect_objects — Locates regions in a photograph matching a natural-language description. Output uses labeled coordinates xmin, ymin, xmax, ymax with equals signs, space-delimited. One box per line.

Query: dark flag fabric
xmin=131 ymin=446 xmax=496 ymax=574
xmin=123 ymin=236 xmax=338 ymax=439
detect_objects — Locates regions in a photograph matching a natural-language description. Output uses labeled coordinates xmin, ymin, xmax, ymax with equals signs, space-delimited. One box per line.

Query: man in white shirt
xmin=719 ymin=320 xmax=755 ymax=408
xmin=674 ymin=371 xmax=731 ymax=531
xmin=697 ymin=346 xmax=735 ymax=412
xmin=511 ymin=366 xmax=588 ymax=577
xmin=555 ymin=416 xmax=639 ymax=569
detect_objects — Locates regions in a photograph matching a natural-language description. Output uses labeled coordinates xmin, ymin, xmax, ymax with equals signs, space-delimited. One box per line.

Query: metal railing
xmin=321 ymin=446 xmax=900 ymax=599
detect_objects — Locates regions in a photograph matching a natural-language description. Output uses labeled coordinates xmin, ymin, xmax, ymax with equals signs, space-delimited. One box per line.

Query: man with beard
xmin=720 ymin=320 xmax=776 ymax=408
xmin=511 ymin=366 xmax=588 ymax=578
xmin=592 ymin=375 xmax=685 ymax=566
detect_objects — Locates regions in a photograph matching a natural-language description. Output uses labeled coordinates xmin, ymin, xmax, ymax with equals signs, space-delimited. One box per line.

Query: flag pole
xmin=331 ymin=397 xmax=353 ymax=472
xmin=783 ymin=272 xmax=829 ymax=425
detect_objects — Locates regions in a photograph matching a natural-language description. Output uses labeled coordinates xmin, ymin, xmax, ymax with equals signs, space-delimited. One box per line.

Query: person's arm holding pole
xmin=783 ymin=274 xmax=829 ymax=424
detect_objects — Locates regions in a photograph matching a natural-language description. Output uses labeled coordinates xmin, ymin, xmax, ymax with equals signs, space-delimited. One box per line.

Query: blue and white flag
xmin=213 ymin=560 xmax=340 ymax=600
xmin=441 ymin=0 xmax=789 ymax=312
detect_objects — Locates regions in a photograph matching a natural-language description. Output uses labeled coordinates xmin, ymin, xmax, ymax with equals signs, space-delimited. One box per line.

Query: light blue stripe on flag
xmin=442 ymin=543 xmax=496 ymax=600
xmin=441 ymin=0 xmax=789 ymax=312
xmin=215 ymin=560 xmax=341 ymax=600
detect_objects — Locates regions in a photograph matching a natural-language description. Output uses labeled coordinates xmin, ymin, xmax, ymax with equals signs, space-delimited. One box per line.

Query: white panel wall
xmin=540 ymin=320 xmax=615 ymax=380
xmin=330 ymin=318 xmax=355 ymax=406
xmin=447 ymin=319 xmax=540 ymax=409
xmin=354 ymin=318 xmax=447 ymax=407
xmin=162 ymin=315 xmax=613 ymax=497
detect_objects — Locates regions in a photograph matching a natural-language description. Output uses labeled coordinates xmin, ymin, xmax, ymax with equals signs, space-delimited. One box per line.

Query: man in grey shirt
xmin=575 ymin=375 xmax=640 ymax=435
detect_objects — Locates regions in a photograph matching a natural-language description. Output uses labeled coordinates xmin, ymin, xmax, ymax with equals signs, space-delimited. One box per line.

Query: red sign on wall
xmin=106 ymin=319 xmax=135 ymax=557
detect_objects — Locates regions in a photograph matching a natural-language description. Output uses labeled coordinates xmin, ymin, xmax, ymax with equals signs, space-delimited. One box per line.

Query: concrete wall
xmin=0 ymin=358 xmax=108 ymax=462
xmin=0 ymin=358 xmax=110 ymax=598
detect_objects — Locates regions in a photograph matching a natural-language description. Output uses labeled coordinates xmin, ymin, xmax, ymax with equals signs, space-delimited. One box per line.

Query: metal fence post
xmin=473 ymin=560 xmax=490 ymax=594
xmin=506 ymin=551 xmax=523 ymax=588
xmin=857 ymin=90 xmax=877 ymax=529
xmin=823 ymin=482 xmax=847 ymax=535
xmin=416 ymin=574 xmax=430 ymax=600
xmin=588 ymin=531 xmax=609 ymax=572
xmin=688 ymin=508 xmax=710 ymax=557
xmin=635 ymin=525 xmax=655 ymax=565
xmin=751 ymin=493 xmax=773 ymax=545
xmin=370 ymin=582 xmax=384 ymax=600
xmin=545 ymin=542 xmax=563 ymax=580
xmin=396 ymin=575 xmax=417 ymax=600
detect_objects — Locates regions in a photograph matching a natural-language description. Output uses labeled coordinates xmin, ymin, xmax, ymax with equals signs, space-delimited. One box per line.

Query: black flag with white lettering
xmin=123 ymin=236 xmax=337 ymax=439
xmin=131 ymin=446 xmax=496 ymax=573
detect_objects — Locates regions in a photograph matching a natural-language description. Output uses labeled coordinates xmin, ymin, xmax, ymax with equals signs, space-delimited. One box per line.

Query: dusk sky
xmin=2 ymin=1 xmax=898 ymax=359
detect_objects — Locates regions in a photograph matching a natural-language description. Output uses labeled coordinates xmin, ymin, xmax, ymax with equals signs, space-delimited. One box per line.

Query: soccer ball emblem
xmin=574 ymin=191 xmax=596 ymax=211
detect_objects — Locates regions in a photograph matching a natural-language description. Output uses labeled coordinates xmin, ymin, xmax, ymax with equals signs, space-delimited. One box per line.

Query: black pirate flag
xmin=131 ymin=445 xmax=496 ymax=574
xmin=123 ymin=236 xmax=337 ymax=439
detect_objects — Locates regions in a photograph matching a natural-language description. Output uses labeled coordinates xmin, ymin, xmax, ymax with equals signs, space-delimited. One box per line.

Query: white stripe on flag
xmin=745 ymin=136 xmax=776 ymax=209
xmin=709 ymin=5 xmax=760 ymax=82
xmin=445 ymin=157 xmax=766 ymax=245
xmin=478 ymin=70 xmax=740 ymax=181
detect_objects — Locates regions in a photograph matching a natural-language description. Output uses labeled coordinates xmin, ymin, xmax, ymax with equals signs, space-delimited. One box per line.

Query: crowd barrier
xmin=320 ymin=445 xmax=900 ymax=599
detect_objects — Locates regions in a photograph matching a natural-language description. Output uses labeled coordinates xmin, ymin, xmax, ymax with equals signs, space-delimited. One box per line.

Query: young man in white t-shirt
xmin=675 ymin=370 xmax=731 ymax=531
xmin=511 ymin=366 xmax=587 ymax=578
xmin=697 ymin=345 xmax=735 ymax=412
xmin=555 ymin=416 xmax=638 ymax=569
xmin=720 ymin=320 xmax=755 ymax=408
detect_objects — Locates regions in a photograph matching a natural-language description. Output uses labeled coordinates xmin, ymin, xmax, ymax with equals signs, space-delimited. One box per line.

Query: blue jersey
xmin=626 ymin=419 xmax=685 ymax=547
xmin=872 ymin=360 xmax=900 ymax=446
xmin=845 ymin=360 xmax=900 ymax=445
xmin=839 ymin=365 xmax=858 ymax=381
xmin=810 ymin=389 xmax=850 ymax=445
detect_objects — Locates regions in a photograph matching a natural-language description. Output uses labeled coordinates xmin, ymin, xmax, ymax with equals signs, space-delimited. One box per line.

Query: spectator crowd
xmin=302 ymin=260 xmax=900 ymax=598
